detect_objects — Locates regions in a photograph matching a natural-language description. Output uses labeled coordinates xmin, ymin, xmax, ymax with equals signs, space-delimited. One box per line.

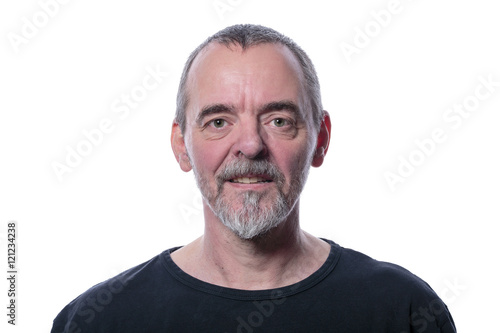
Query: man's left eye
xmin=272 ymin=118 xmax=287 ymax=127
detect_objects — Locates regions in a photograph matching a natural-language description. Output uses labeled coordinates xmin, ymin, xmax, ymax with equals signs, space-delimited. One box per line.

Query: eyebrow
xmin=257 ymin=100 xmax=301 ymax=118
xmin=196 ymin=104 xmax=235 ymax=126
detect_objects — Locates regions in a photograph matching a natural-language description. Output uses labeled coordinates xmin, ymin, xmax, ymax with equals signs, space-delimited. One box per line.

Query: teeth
xmin=232 ymin=177 xmax=268 ymax=184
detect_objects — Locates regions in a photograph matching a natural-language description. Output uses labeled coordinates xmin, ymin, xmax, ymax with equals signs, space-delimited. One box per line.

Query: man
xmin=52 ymin=24 xmax=456 ymax=332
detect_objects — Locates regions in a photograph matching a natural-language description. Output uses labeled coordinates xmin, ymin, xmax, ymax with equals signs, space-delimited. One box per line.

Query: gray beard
xmin=214 ymin=188 xmax=290 ymax=239
xmin=192 ymin=158 xmax=310 ymax=240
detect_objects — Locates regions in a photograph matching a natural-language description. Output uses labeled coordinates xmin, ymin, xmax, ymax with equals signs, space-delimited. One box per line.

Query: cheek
xmin=272 ymin=131 xmax=314 ymax=163
xmin=189 ymin=139 xmax=229 ymax=176
xmin=274 ymin=146 xmax=307 ymax=178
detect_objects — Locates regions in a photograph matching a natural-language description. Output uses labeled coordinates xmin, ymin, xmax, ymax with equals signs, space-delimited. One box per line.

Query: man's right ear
xmin=171 ymin=121 xmax=192 ymax=172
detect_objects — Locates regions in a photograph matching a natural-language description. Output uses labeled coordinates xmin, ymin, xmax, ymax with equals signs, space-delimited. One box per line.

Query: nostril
xmin=233 ymin=124 xmax=268 ymax=159
xmin=238 ymin=147 xmax=268 ymax=160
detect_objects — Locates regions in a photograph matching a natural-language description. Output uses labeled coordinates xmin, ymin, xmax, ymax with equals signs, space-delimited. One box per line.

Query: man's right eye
xmin=211 ymin=119 xmax=226 ymax=128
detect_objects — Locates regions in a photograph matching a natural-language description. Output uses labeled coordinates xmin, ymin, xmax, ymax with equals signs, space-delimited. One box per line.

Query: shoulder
xmin=337 ymin=245 xmax=431 ymax=290
xmin=51 ymin=248 xmax=177 ymax=333
xmin=331 ymin=243 xmax=456 ymax=332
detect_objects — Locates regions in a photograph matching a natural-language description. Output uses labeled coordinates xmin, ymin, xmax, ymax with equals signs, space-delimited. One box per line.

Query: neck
xmin=171 ymin=202 xmax=330 ymax=290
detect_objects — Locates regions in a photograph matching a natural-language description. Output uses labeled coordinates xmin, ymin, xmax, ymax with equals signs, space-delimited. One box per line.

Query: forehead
xmin=185 ymin=42 xmax=307 ymax=118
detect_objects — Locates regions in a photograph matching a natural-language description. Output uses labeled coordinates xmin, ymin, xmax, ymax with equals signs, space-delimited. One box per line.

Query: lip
xmin=225 ymin=174 xmax=274 ymax=189
xmin=226 ymin=181 xmax=274 ymax=191
xmin=227 ymin=174 xmax=273 ymax=184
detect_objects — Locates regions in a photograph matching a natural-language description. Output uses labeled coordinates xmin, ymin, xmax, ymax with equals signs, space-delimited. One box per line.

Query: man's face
xmin=179 ymin=43 xmax=319 ymax=239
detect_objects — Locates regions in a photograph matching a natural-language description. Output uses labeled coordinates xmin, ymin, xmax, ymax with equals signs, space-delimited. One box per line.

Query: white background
xmin=1 ymin=0 xmax=499 ymax=332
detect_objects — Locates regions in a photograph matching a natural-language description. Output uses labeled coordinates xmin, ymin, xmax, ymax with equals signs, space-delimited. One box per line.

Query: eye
xmin=211 ymin=119 xmax=226 ymax=128
xmin=272 ymin=118 xmax=288 ymax=127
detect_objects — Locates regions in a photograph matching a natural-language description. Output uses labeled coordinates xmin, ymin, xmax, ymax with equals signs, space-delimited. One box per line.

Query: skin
xmin=171 ymin=42 xmax=332 ymax=290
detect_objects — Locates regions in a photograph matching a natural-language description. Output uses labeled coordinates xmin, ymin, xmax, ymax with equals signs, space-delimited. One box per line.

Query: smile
xmin=229 ymin=177 xmax=273 ymax=184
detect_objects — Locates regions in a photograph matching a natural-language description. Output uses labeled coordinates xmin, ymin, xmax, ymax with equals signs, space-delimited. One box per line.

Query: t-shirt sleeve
xmin=405 ymin=278 xmax=457 ymax=333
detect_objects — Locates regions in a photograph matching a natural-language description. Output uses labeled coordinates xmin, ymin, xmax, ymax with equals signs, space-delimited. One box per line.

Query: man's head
xmin=171 ymin=24 xmax=330 ymax=239
xmin=175 ymin=24 xmax=324 ymax=134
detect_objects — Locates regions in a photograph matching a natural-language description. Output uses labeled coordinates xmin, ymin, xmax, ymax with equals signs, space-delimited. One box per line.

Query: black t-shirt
xmin=51 ymin=239 xmax=456 ymax=332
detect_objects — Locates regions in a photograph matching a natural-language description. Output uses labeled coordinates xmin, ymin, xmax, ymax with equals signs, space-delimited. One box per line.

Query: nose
xmin=233 ymin=120 xmax=268 ymax=159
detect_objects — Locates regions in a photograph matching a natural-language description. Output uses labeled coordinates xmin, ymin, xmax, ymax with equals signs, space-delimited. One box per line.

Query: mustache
xmin=216 ymin=159 xmax=285 ymax=186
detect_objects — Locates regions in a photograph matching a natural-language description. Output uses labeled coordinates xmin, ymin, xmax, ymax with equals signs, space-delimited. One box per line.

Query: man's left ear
xmin=311 ymin=111 xmax=331 ymax=168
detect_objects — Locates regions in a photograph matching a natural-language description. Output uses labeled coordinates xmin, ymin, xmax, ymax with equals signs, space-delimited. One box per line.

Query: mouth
xmin=228 ymin=175 xmax=273 ymax=184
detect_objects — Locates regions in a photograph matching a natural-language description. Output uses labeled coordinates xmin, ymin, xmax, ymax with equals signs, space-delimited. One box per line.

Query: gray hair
xmin=175 ymin=24 xmax=323 ymax=133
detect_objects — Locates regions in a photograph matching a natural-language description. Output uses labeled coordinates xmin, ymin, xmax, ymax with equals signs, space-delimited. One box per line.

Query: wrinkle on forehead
xmin=184 ymin=42 xmax=309 ymax=125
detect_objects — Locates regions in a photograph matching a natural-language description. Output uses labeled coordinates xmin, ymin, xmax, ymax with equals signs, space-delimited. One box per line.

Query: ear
xmin=171 ymin=121 xmax=192 ymax=172
xmin=311 ymin=111 xmax=331 ymax=168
